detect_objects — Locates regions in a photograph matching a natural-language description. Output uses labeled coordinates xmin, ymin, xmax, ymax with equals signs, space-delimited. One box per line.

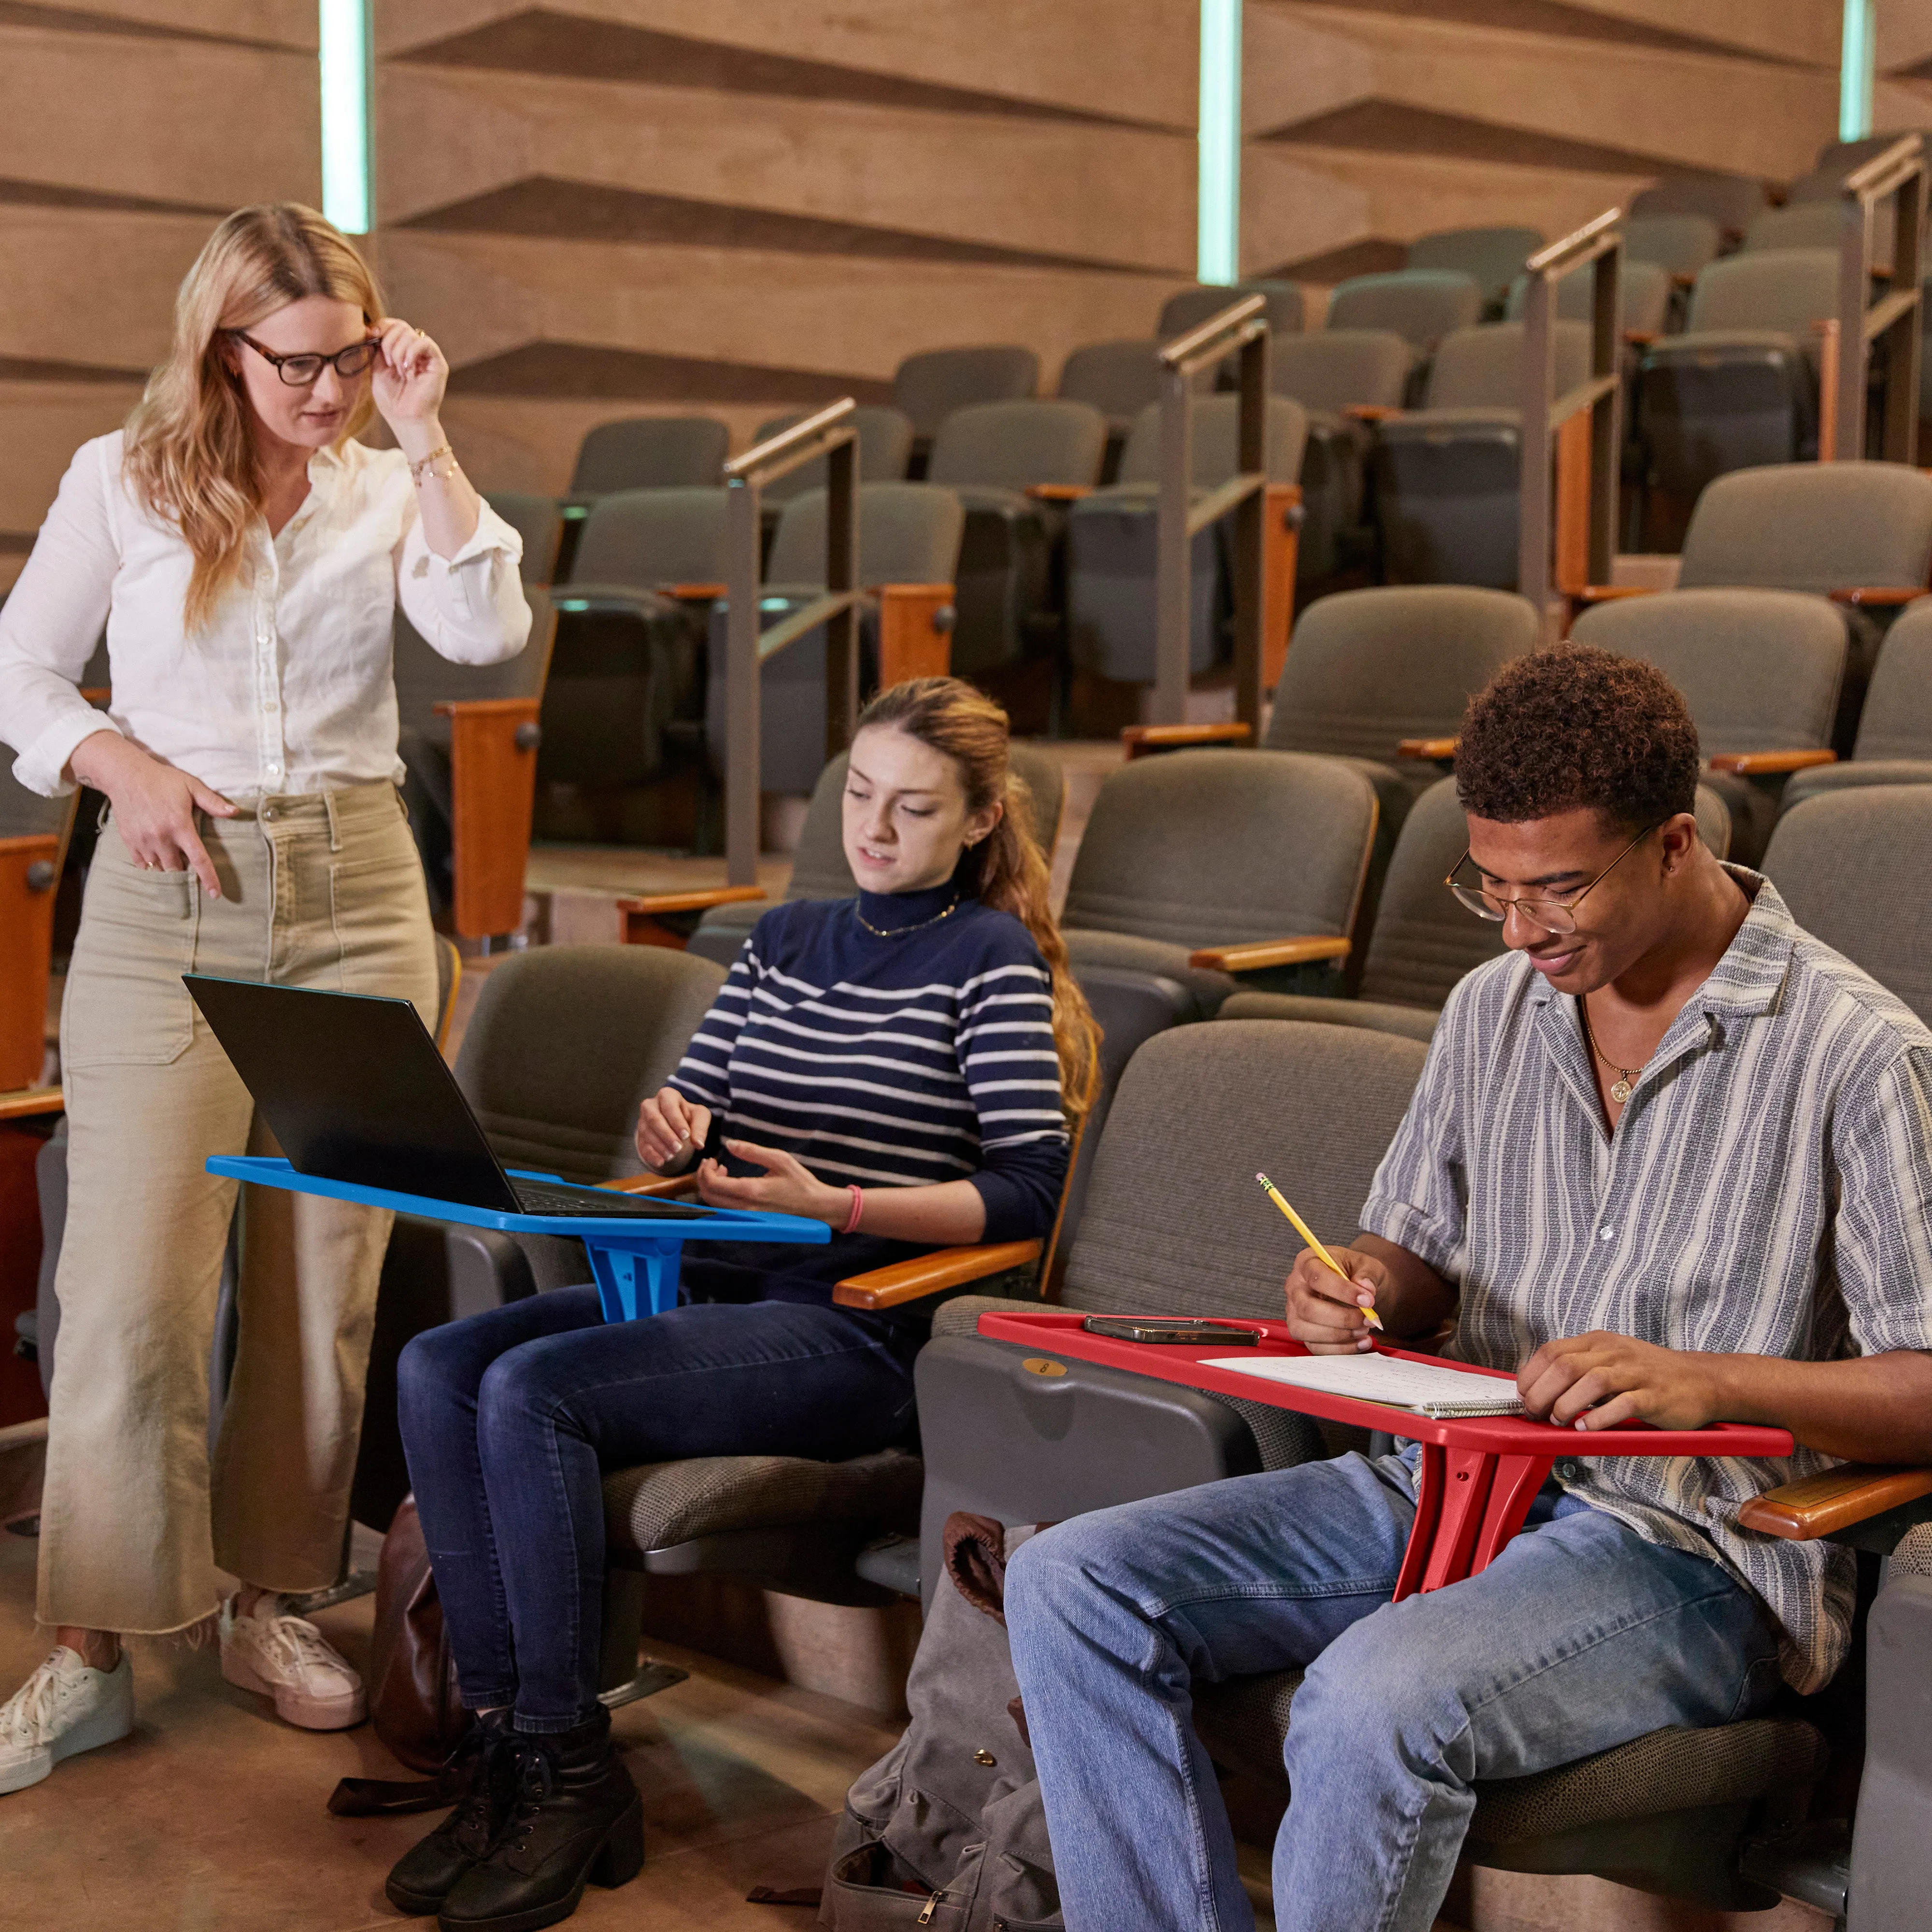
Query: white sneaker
xmin=219 ymin=1593 xmax=367 ymax=1731
xmin=0 ymin=1647 xmax=135 ymax=1794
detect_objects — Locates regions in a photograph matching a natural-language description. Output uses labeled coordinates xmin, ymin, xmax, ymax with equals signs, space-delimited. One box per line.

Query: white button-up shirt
xmin=0 ymin=431 xmax=530 ymax=798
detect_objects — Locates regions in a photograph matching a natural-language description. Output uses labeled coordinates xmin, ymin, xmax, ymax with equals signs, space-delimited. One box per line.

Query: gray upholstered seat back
xmin=1743 ymin=203 xmax=1850 ymax=252
xmin=393 ymin=586 xmax=556 ymax=743
xmin=766 ymin=483 xmax=965 ymax=587
xmin=1061 ymin=1021 xmax=1428 ymax=1318
xmin=1271 ymin=329 xmax=1410 ymax=413
xmin=1685 ymin=251 xmax=1838 ymax=336
xmin=1424 ymin=321 xmax=1592 ymax=410
xmin=1763 ymin=787 xmax=1932 ymax=1024
xmin=1630 ymin=174 xmax=1767 ymax=234
xmin=570 ymin=416 xmax=729 ymax=494
xmin=1676 ymin=462 xmax=1932 ymax=594
xmin=926 ymin=400 xmax=1107 ymax=491
xmin=1264 ymin=585 xmax=1538 ymax=763
xmin=0 ymin=766 xmax=75 ymax=844
xmin=1358 ymin=776 xmax=1508 ymax=1007
xmin=454 ymin=945 xmax=727 ymax=1182
xmin=1064 ymin=749 xmax=1376 ymax=950
xmin=784 ymin=743 xmax=1065 ymax=900
xmin=484 ymin=492 xmax=563 ymax=585
xmin=1407 ymin=226 xmax=1543 ymax=305
xmin=893 ymin=346 xmax=1039 ymax=440
xmin=1855 ymin=601 xmax=1932 ymax=759
xmin=754 ymin=406 xmax=915 ymax=501
xmin=1572 ymin=588 xmax=1846 ymax=753
xmin=1159 ymin=281 xmax=1306 ymax=340
xmin=1115 ymin=395 xmax=1310 ymax=489
xmin=1324 ymin=270 xmax=1483 ymax=350
xmin=1622 ymin=213 xmax=1720 ymax=278
xmin=1056 ymin=339 xmax=1166 ymax=431
xmin=1504 ymin=260 xmax=1671 ymax=335
xmin=568 ymin=487 xmax=728 ymax=588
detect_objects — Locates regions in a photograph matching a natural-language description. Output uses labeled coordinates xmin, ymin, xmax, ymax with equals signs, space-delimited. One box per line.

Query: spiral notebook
xmin=1199 ymin=1352 xmax=1525 ymax=1419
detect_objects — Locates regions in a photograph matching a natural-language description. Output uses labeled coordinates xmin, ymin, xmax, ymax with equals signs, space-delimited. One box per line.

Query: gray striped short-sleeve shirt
xmin=1360 ymin=870 xmax=1932 ymax=1692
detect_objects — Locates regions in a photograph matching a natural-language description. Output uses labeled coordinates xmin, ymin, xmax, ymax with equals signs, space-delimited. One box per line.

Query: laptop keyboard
xmin=509 ymin=1179 xmax=710 ymax=1220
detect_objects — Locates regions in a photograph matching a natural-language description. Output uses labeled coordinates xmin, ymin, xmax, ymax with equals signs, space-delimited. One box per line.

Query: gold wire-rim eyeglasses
xmin=231 ymin=332 xmax=382 ymax=387
xmin=1445 ymin=820 xmax=1664 ymax=935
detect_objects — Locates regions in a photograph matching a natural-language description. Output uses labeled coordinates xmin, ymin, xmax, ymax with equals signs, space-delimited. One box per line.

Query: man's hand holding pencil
xmin=1283 ymin=1243 xmax=1395 ymax=1354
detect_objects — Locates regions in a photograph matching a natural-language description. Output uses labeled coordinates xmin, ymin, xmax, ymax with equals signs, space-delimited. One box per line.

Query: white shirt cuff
xmin=12 ymin=706 xmax=122 ymax=798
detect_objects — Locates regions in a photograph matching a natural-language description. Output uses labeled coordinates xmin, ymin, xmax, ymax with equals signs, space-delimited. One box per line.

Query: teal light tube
xmin=319 ymin=0 xmax=372 ymax=234
xmin=1840 ymin=0 xmax=1875 ymax=144
xmin=1197 ymin=0 xmax=1242 ymax=285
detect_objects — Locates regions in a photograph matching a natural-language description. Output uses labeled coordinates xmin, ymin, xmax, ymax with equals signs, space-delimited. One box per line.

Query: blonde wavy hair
xmin=856 ymin=678 xmax=1103 ymax=1127
xmin=122 ymin=203 xmax=384 ymax=632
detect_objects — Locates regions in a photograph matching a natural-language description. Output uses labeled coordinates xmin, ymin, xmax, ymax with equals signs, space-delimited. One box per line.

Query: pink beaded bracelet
xmin=843 ymin=1185 xmax=865 ymax=1234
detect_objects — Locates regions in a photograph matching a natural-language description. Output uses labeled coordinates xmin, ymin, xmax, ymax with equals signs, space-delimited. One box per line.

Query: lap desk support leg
xmin=206 ymin=1158 xmax=830 ymax=1321
xmin=974 ymin=1312 xmax=1792 ymax=1596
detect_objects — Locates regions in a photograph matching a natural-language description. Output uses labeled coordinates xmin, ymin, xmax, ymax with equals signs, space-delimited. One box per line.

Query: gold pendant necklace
xmin=853 ymin=893 xmax=961 ymax=938
xmin=1580 ymin=999 xmax=1644 ymax=1106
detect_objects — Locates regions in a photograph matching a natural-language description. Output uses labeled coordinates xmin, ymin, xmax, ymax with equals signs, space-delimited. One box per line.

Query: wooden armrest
xmin=79 ymin=685 xmax=111 ymax=707
xmin=878 ymin=582 xmax=956 ymax=687
xmin=663 ymin=581 xmax=726 ymax=602
xmin=1706 ymin=749 xmax=1837 ymax=776
xmin=1397 ymin=737 xmax=1458 ymax=761
xmin=1188 ymin=935 xmax=1351 ymax=973
xmin=1343 ymin=404 xmax=1402 ymax=423
xmin=1024 ymin=483 xmax=1093 ymax=502
xmin=598 ymin=1172 xmax=699 ymax=1198
xmin=1120 ymin=721 xmax=1254 ymax=759
xmin=615 ymin=885 xmax=767 ymax=917
xmin=1623 ymin=330 xmax=1657 ymax=346
xmin=0 ymin=1086 xmax=64 ymax=1122
xmin=1570 ymin=585 xmax=1656 ymax=606
xmin=1830 ymin=586 xmax=1925 ymax=608
xmin=434 ymin=697 xmax=538 ymax=723
xmin=433 ymin=698 xmax=542 ymax=941
xmin=833 ymin=1239 xmax=1044 ymax=1310
xmin=1672 ymin=271 xmax=1697 ymax=290
xmin=1738 ymin=1464 xmax=1932 ymax=1541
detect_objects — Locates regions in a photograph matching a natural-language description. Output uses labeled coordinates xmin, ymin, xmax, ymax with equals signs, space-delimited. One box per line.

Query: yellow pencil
xmin=1256 ymin=1171 xmax=1383 ymax=1331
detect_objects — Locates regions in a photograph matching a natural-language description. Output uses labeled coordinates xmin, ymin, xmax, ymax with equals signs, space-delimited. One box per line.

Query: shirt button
xmin=263 ymin=698 xmax=279 ymax=713
xmin=1597 ymin=1226 xmax=1615 ymax=1244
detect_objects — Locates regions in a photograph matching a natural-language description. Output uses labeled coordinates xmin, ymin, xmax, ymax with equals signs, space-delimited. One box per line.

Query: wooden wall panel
xmin=0 ymin=3 xmax=319 ymax=592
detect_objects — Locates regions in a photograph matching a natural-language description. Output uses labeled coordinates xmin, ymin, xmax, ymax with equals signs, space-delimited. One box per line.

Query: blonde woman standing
xmin=0 ymin=203 xmax=529 ymax=1791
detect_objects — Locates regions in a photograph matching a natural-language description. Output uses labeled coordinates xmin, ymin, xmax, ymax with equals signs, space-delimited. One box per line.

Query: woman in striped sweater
xmin=388 ymin=679 xmax=1100 ymax=1932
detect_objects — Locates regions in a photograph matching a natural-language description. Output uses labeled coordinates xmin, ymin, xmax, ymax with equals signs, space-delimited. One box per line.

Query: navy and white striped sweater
xmin=669 ymin=884 xmax=1070 ymax=1255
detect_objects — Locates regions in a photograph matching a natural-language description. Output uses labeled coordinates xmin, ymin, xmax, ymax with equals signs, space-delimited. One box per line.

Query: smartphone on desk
xmin=1081 ymin=1316 xmax=1263 ymax=1346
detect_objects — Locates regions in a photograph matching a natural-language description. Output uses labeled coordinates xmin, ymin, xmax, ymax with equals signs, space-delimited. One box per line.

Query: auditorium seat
xmin=751 ymin=405 xmax=915 ymax=502
xmin=1372 ymin=319 xmax=1592 ymax=588
xmin=703 ymin=482 xmax=964 ymax=796
xmin=923 ymin=398 xmax=1108 ymax=674
xmin=893 ymin=345 xmax=1040 ymax=470
xmin=1324 ymin=270 xmax=1484 ymax=361
xmin=1743 ymin=203 xmax=1851 ymax=252
xmin=1407 ymin=225 xmax=1544 ymax=316
xmin=1633 ymin=250 xmax=1839 ymax=541
xmin=1629 ymin=173 xmax=1768 ymax=245
xmin=1158 ymin=282 xmax=1306 ymax=385
xmin=1064 ymin=394 xmax=1308 ymax=688
xmin=1763 ymin=784 xmax=1932 ymax=1025
xmin=537 ymin=488 xmax=727 ymax=809
xmin=1058 ymin=748 xmax=1378 ymax=1012
xmin=913 ymin=1019 xmax=1429 ymax=1597
xmin=568 ymin=415 xmax=729 ymax=496
xmin=1572 ymin=588 xmax=1846 ymax=866
xmin=1782 ymin=597 xmax=1932 ymax=811
xmin=1623 ymin=213 xmax=1722 ymax=282
xmin=483 ymin=491 xmax=563 ymax=586
xmin=1269 ymin=329 xmax=1412 ymax=579
xmin=662 ymin=743 xmax=1063 ymax=965
xmin=1503 ymin=257 xmax=1672 ymax=337
xmin=396 ymin=587 xmax=558 ymax=940
xmin=1055 ymin=339 xmax=1170 ymax=476
xmin=1220 ymin=775 xmax=1733 ymax=1043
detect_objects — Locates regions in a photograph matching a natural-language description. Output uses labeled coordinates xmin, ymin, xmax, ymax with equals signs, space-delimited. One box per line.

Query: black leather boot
xmin=385 ymin=1710 xmax=514 ymax=1916
xmin=436 ymin=1711 xmax=643 ymax=1932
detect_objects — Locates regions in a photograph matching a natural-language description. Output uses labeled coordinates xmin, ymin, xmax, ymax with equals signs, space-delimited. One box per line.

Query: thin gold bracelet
xmin=408 ymin=442 xmax=458 ymax=484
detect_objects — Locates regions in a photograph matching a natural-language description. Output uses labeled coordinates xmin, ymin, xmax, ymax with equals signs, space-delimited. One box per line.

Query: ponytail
xmin=856 ymin=678 xmax=1103 ymax=1125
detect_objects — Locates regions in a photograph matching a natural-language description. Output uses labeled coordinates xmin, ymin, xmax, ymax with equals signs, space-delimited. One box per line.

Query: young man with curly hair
xmin=1003 ymin=645 xmax=1932 ymax=1932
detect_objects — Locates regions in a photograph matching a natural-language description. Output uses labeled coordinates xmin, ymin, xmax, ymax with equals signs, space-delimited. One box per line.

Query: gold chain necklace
xmin=1579 ymin=999 xmax=1644 ymax=1106
xmin=853 ymin=893 xmax=962 ymax=938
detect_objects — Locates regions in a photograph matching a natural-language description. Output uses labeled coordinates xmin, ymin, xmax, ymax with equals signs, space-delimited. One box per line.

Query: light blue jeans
xmin=1003 ymin=1450 xmax=1784 ymax=1932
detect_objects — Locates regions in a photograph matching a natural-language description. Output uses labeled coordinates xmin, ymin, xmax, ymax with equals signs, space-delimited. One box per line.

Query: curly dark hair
xmin=1454 ymin=644 xmax=1701 ymax=831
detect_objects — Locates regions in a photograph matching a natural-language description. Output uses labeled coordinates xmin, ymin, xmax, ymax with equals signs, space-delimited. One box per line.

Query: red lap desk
xmin=975 ymin=1311 xmax=1793 ymax=1600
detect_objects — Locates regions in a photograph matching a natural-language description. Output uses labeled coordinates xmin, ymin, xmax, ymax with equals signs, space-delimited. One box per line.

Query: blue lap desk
xmin=205 ymin=1157 xmax=830 ymax=1321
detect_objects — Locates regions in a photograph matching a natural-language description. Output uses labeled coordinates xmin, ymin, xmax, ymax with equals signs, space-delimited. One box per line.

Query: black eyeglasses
xmin=231 ymin=332 xmax=381 ymax=387
xmin=1445 ymin=821 xmax=1663 ymax=936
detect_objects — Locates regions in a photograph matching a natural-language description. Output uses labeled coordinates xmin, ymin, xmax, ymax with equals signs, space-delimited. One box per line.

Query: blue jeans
xmin=396 ymin=1285 xmax=923 ymax=1732
xmin=1003 ymin=1451 xmax=1784 ymax=1932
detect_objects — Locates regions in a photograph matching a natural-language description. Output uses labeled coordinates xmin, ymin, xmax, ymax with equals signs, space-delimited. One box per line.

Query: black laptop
xmin=185 ymin=975 xmax=711 ymax=1221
